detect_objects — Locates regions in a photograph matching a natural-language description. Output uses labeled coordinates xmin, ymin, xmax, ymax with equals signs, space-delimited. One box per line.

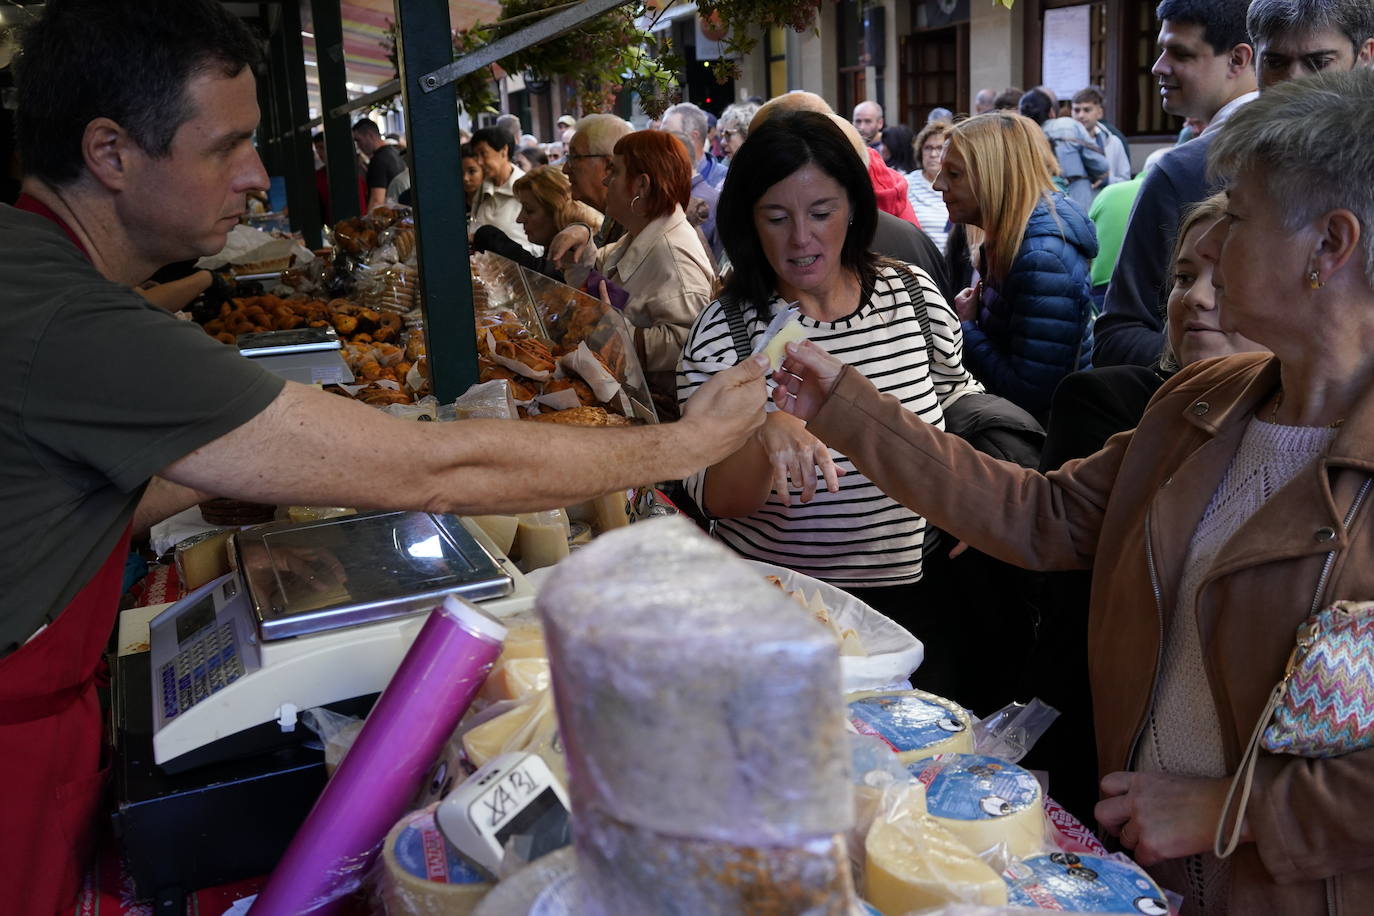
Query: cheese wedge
xmin=762 ymin=319 xmax=809 ymax=371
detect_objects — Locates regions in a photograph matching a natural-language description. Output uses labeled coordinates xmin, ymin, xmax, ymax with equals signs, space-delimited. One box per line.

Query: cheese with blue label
xmin=907 ymin=753 xmax=1046 ymax=859
xmin=380 ymin=803 xmax=491 ymax=915
xmin=1004 ymin=852 xmax=1169 ymax=914
xmin=848 ymin=689 xmax=974 ymax=763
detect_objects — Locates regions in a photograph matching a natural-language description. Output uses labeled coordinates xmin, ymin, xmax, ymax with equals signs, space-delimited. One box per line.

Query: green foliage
xmin=383 ymin=3 xmax=684 ymax=121
xmin=694 ymin=0 xmax=823 ymax=84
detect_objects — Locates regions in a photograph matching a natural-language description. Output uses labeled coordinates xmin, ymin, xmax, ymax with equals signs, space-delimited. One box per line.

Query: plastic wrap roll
xmin=537 ymin=517 xmax=853 ymax=843
xmin=251 ymin=597 xmax=505 ymax=915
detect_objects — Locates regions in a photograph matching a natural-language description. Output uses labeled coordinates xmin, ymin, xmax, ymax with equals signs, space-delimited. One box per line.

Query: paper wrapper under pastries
xmin=536 ymin=518 xmax=855 ymax=913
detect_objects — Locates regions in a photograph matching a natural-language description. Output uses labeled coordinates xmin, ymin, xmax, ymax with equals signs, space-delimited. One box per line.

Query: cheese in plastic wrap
xmin=536 ymin=517 xmax=856 ymax=914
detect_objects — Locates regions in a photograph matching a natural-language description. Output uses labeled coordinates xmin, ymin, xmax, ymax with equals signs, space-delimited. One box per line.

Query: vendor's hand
xmin=757 ymin=412 xmax=845 ymax=507
xmin=682 ymin=353 xmax=770 ymax=463
xmin=771 ymin=340 xmax=845 ymax=422
xmin=953 ymin=285 xmax=979 ymax=323
xmin=548 ymin=224 xmax=594 ymax=268
xmin=1095 ymin=770 xmax=1242 ymax=866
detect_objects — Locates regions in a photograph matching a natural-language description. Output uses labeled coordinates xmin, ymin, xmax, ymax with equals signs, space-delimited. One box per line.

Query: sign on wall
xmin=1042 ymin=5 xmax=1091 ymax=102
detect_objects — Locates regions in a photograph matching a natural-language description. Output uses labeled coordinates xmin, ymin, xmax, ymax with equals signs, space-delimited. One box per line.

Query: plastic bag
xmin=454 ymin=379 xmax=518 ymax=420
xmin=300 ymin=706 xmax=365 ymax=778
xmin=972 ymin=699 xmax=1060 ymax=765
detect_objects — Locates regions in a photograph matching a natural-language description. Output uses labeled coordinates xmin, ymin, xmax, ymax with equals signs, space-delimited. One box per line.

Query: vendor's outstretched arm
xmin=161 ymin=354 xmax=769 ymax=517
xmin=133 ymin=477 xmax=216 ymax=537
xmin=774 ymin=340 xmax=1114 ymax=570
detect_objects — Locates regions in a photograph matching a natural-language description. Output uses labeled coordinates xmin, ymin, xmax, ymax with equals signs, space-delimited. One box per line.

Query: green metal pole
xmin=394 ymin=0 xmax=477 ymax=403
xmin=312 ymin=0 xmax=361 ymax=225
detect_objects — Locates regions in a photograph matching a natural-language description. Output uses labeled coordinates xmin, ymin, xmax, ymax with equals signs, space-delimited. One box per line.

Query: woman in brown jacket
xmin=773 ymin=70 xmax=1374 ymax=916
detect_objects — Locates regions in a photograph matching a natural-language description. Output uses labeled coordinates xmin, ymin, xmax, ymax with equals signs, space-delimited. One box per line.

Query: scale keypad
xmin=160 ymin=622 xmax=244 ymax=719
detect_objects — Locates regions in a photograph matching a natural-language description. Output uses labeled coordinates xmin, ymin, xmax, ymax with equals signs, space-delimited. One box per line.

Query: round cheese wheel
xmin=1004 ymin=852 xmax=1168 ymax=914
xmin=906 ymin=753 xmax=1046 ymax=859
xmin=848 ymin=689 xmax=974 ymax=763
xmin=380 ymin=803 xmax=492 ymax=916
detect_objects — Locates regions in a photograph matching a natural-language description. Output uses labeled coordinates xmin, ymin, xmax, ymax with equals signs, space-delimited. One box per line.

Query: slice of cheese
xmin=1004 ymin=852 xmax=1168 ymax=913
xmin=478 ymin=656 xmax=551 ymax=703
xmin=761 ymin=318 xmax=809 ymax=371
xmin=380 ymin=803 xmax=491 ymax=915
xmin=848 ymin=690 xmax=974 ymax=763
xmin=460 ymin=689 xmax=566 ymax=787
xmin=865 ymin=802 xmax=1008 ymax=915
xmin=493 ymin=616 xmax=546 ymax=665
xmin=469 ymin=514 xmax=519 ymax=555
xmin=908 ymin=753 xmax=1047 ymax=859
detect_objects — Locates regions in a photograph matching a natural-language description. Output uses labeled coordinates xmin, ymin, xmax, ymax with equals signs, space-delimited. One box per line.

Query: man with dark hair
xmin=1071 ymin=86 xmax=1132 ymax=184
xmin=351 ymin=118 xmax=404 ymax=211
xmin=1093 ymin=0 xmax=1256 ymax=367
xmin=1247 ymin=0 xmax=1374 ymax=89
xmin=468 ymin=124 xmax=531 ymax=250
xmin=2 ymin=3 xmax=767 ymax=908
xmin=1019 ymin=88 xmax=1109 ymax=213
xmin=992 ymin=86 xmax=1024 ymax=111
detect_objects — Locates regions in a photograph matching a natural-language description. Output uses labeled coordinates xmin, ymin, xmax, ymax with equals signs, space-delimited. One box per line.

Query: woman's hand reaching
xmin=771 ymin=340 xmax=846 ymax=422
xmin=756 ymin=411 xmax=844 ymax=507
xmin=953 ymin=285 xmax=979 ymax=323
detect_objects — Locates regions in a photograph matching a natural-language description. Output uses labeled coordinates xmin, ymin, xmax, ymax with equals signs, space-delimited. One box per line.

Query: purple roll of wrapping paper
xmin=251 ymin=596 xmax=506 ymax=915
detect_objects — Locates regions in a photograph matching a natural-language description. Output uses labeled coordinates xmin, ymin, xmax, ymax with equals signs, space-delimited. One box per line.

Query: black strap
xmin=895 ymin=266 xmax=939 ymax=372
xmin=720 ymin=292 xmax=754 ymax=363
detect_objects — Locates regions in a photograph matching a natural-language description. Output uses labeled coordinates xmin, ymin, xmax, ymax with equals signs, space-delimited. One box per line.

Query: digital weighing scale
xmin=145 ymin=511 xmax=534 ymax=774
xmin=236 ymin=326 xmax=353 ymax=385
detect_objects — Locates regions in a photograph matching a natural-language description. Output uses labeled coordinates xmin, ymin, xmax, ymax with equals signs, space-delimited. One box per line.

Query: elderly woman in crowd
xmin=557 ymin=130 xmax=714 ymax=417
xmin=935 ymin=110 xmax=1096 ymax=422
xmin=773 ymin=70 xmax=1374 ymax=916
xmin=907 ymin=119 xmax=953 ymax=255
xmin=470 ymin=165 xmax=602 ymax=278
xmin=717 ymin=101 xmax=758 ymax=162
xmin=677 ymin=110 xmax=981 ymax=654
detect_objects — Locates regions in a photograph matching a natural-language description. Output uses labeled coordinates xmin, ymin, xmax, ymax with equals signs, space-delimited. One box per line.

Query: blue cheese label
xmin=393 ymin=811 xmax=488 ymax=885
xmin=909 ymin=753 xmax=1040 ymax=822
xmin=1004 ymin=852 xmax=1168 ymax=914
xmin=848 ymin=692 xmax=970 ymax=760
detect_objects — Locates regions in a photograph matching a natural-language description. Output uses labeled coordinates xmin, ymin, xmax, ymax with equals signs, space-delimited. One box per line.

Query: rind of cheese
xmin=907 ymin=753 xmax=1047 ymax=859
xmin=574 ymin=805 xmax=855 ymax=916
xmin=847 ymin=689 xmax=974 ymax=763
xmin=1004 ymin=852 xmax=1168 ymax=913
xmin=762 ymin=319 xmax=809 ymax=371
xmin=380 ymin=803 xmax=491 ymax=916
xmin=865 ymin=806 xmax=1008 ymax=915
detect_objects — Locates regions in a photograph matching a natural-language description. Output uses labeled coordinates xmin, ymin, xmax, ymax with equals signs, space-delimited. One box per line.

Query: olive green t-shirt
xmin=0 ymin=205 xmax=285 ymax=652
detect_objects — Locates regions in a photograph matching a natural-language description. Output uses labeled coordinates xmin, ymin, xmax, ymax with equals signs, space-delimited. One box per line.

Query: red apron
xmin=3 ymin=194 xmax=125 ymax=915
xmin=0 ymin=527 xmax=130 ymax=915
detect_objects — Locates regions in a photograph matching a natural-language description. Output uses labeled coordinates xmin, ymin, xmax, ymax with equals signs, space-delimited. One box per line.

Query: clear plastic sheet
xmin=972 ymin=699 xmax=1060 ymax=765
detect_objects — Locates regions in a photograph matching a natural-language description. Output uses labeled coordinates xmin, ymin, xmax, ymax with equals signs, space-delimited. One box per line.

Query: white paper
xmin=1042 ymin=6 xmax=1091 ymax=103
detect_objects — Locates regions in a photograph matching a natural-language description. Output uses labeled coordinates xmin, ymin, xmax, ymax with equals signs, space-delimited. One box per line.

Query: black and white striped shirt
xmin=677 ymin=264 xmax=981 ymax=588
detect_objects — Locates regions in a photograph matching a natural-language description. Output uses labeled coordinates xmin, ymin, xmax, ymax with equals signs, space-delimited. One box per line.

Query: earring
xmin=1309 ymin=269 xmax=1325 ymax=290
xmin=630 ymin=194 xmax=642 ymax=215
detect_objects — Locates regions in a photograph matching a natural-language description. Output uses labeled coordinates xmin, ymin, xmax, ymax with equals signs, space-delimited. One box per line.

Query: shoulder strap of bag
xmin=894 ymin=265 xmax=939 ymax=372
xmin=1214 ymin=476 xmax=1374 ymax=859
xmin=719 ymin=292 xmax=753 ymax=364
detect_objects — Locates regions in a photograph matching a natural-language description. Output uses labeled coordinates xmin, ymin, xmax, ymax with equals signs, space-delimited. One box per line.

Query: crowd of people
xmin=4 ymin=0 xmax=1374 ymax=913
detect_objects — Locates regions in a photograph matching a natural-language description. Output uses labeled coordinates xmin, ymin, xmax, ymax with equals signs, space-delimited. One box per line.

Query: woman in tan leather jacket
xmin=773 ymin=70 xmax=1374 ymax=916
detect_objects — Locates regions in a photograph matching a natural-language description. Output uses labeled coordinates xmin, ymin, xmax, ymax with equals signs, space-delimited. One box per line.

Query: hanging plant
xmin=384 ymin=3 xmax=684 ymax=120
xmin=693 ymin=0 xmax=824 ymax=84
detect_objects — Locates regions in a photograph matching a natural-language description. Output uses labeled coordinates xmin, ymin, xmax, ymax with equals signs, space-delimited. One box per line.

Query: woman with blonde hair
xmin=470 ymin=165 xmax=602 ymax=276
xmin=934 ymin=110 xmax=1096 ymax=421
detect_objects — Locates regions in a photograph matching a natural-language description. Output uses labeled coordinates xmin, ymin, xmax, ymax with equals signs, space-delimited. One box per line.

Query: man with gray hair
xmin=561 ymin=113 xmax=632 ymax=246
xmin=661 ymin=101 xmax=726 ymax=189
xmin=1247 ymin=0 xmax=1374 ymax=89
xmin=973 ymin=88 xmax=998 ymax=115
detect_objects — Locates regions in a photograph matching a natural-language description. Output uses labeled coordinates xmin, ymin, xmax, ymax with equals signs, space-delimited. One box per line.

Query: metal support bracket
xmin=417 ymin=0 xmax=633 ymax=93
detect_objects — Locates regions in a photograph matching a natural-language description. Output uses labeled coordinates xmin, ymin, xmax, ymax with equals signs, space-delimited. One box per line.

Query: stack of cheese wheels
xmin=1004 ymin=852 xmax=1169 ymax=913
xmin=864 ymin=785 xmax=1008 ymax=914
xmin=907 ymin=754 xmax=1047 ymax=859
xmin=847 ymin=689 xmax=974 ymax=763
xmin=537 ymin=518 xmax=856 ymax=914
xmin=379 ymin=803 xmax=492 ymax=915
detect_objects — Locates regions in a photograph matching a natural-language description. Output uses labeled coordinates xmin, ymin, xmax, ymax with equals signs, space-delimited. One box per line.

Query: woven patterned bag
xmin=1215 ymin=480 xmax=1374 ymax=859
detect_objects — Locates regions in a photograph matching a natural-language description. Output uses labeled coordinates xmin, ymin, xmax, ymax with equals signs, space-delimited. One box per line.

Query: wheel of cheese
xmin=848 ymin=689 xmax=974 ymax=763
xmin=865 ymin=801 xmax=1008 ymax=915
xmin=907 ymin=754 xmax=1047 ymax=859
xmin=379 ymin=803 xmax=492 ymax=915
xmin=1004 ymin=852 xmax=1168 ymax=913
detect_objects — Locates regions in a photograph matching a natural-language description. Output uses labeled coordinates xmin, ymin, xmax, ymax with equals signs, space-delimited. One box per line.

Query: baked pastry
xmin=526 ymin=406 xmax=633 ymax=427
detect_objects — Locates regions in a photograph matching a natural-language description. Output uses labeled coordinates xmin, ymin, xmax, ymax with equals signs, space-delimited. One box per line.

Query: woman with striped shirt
xmin=677 ymin=110 xmax=981 ymax=628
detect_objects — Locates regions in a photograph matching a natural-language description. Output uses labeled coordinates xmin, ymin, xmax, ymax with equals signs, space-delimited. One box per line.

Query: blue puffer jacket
xmin=962 ymin=193 xmax=1098 ymax=420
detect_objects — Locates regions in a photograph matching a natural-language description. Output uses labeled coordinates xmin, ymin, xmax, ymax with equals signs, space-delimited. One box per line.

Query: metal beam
xmin=395 ymin=0 xmax=476 ymax=403
xmin=312 ymin=0 xmax=360 ymax=224
xmin=418 ymin=0 xmax=633 ymax=93
xmin=328 ymin=79 xmax=401 ymax=121
xmin=277 ymin=0 xmax=322 ymax=247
